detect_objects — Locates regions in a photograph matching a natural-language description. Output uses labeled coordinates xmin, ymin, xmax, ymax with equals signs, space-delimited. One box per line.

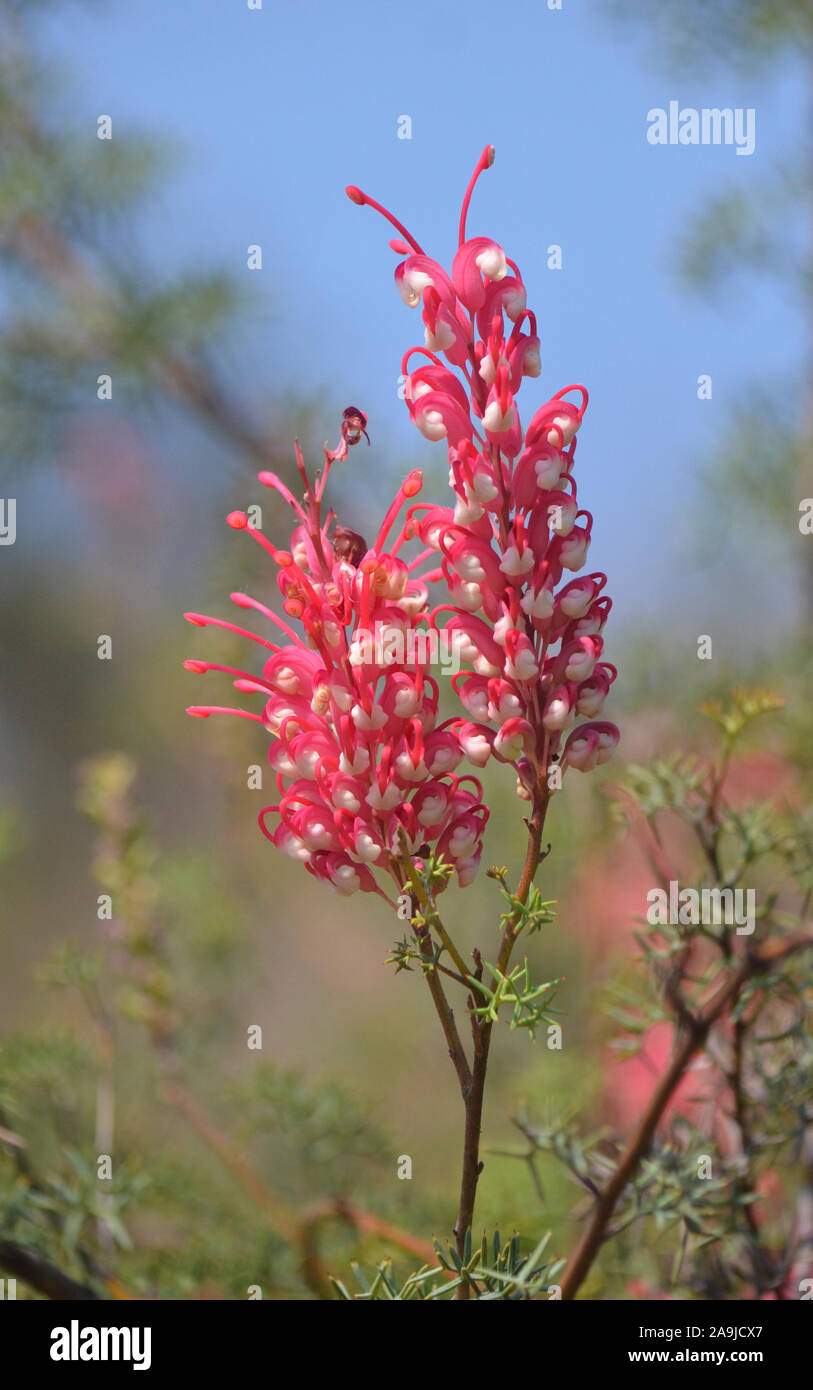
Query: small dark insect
xmin=341 ymin=406 xmax=371 ymax=448
xmin=332 ymin=525 xmax=368 ymax=567
xmin=418 ymin=843 xmax=431 ymax=858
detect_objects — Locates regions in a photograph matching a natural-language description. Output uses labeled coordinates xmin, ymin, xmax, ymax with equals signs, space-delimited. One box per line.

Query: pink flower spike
xmin=353 ymin=153 xmax=619 ymax=783
xmin=189 ymin=156 xmax=621 ymax=906
xmin=186 ymin=416 xmax=488 ymax=897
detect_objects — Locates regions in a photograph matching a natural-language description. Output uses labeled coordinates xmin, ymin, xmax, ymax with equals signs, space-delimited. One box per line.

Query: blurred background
xmin=1 ymin=0 xmax=811 ymax=1298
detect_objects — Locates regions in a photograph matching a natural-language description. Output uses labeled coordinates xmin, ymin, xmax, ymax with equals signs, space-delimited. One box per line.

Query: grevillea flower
xmin=187 ymin=148 xmax=617 ymax=901
xmin=348 ymin=147 xmax=619 ymax=794
xmin=184 ymin=416 xmax=487 ymax=903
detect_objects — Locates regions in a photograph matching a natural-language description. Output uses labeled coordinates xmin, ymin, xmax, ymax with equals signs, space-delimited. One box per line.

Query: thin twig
xmin=0 ymin=1242 xmax=101 ymax=1301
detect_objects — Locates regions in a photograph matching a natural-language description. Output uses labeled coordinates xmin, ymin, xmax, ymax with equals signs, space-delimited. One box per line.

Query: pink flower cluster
xmin=185 ymin=417 xmax=487 ymax=904
xmin=348 ymin=146 xmax=619 ymax=792
xmin=186 ymin=147 xmax=618 ymax=900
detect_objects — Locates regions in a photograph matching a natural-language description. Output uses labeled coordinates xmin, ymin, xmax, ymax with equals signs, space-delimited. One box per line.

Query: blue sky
xmin=42 ymin=0 xmax=805 ymax=638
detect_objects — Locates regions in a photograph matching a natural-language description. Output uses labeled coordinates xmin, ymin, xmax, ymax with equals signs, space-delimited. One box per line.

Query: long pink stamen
xmin=184 ymin=659 xmax=274 ymax=689
xmin=459 ymin=145 xmax=495 ymax=247
xmin=245 ymin=523 xmax=292 ymax=565
xmin=508 ymin=308 xmax=537 ymax=344
xmin=257 ymin=473 xmax=309 ymax=526
xmin=227 ymin=510 xmax=294 ymax=567
xmin=401 ymin=347 xmax=448 ymax=381
xmin=317 ymin=443 xmax=338 ymax=504
xmin=234 ymin=680 xmax=274 ymax=695
xmin=345 ymin=185 xmax=425 ymax=255
xmin=184 ymin=612 xmax=279 ymax=653
xmin=293 ymin=439 xmax=310 ymax=494
xmin=373 ymin=471 xmax=423 ymax=553
xmin=230 ymin=593 xmax=306 ymax=647
xmin=389 ymin=522 xmax=417 ymax=555
xmin=282 ymin=558 xmax=323 ymax=613
xmin=409 ymin=719 xmax=424 ymax=767
xmin=187 ymin=706 xmax=264 ymax=721
xmin=405 ymin=547 xmax=435 ymax=571
xmin=258 ymin=807 xmax=282 ymax=843
xmin=556 ymin=384 xmax=589 ymax=412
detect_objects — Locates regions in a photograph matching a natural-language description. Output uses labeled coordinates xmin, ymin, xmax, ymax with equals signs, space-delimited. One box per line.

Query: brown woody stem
xmin=559 ymin=933 xmax=813 ymax=1300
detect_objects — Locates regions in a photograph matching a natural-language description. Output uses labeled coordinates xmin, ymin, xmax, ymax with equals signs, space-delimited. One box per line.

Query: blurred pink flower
xmin=723 ymin=750 xmax=799 ymax=810
xmin=603 ymin=1020 xmax=734 ymax=1143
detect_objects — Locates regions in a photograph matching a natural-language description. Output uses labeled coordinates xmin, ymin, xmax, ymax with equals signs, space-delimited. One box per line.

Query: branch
xmin=298 ymin=1198 xmax=437 ymax=1299
xmin=397 ymin=845 xmax=472 ymax=1098
xmin=497 ymin=789 xmax=550 ymax=972
xmin=730 ymin=1011 xmax=773 ymax=1291
xmin=560 ymin=932 xmax=813 ymax=1300
xmin=3 ymin=211 xmax=281 ymax=469
xmin=414 ymin=921 xmax=472 ymax=1097
xmin=159 ymin=1077 xmax=300 ymax=1244
xmin=0 ymin=1242 xmax=101 ymax=1301
xmin=454 ymin=787 xmax=552 ymax=1295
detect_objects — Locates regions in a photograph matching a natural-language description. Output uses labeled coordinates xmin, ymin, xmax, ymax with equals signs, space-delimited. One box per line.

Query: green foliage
xmin=332 ymin=1229 xmax=564 ymax=1301
xmin=488 ymin=865 xmax=558 ymax=937
xmin=511 ymin=1113 xmax=758 ymax=1247
xmin=0 ymin=752 xmax=417 ymax=1299
xmin=468 ymin=958 xmax=562 ymax=1040
xmin=233 ymin=1065 xmax=390 ymax=1199
xmin=386 ymin=934 xmax=418 ymax=974
xmin=531 ymin=697 xmax=813 ymax=1297
xmin=700 ymin=688 xmax=786 ymax=742
xmin=613 ymin=754 xmax=709 ymax=822
xmin=676 ymin=168 xmax=805 ymax=295
xmin=0 ymin=22 xmax=248 ymax=470
xmin=604 ymin=0 xmax=813 ymax=71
